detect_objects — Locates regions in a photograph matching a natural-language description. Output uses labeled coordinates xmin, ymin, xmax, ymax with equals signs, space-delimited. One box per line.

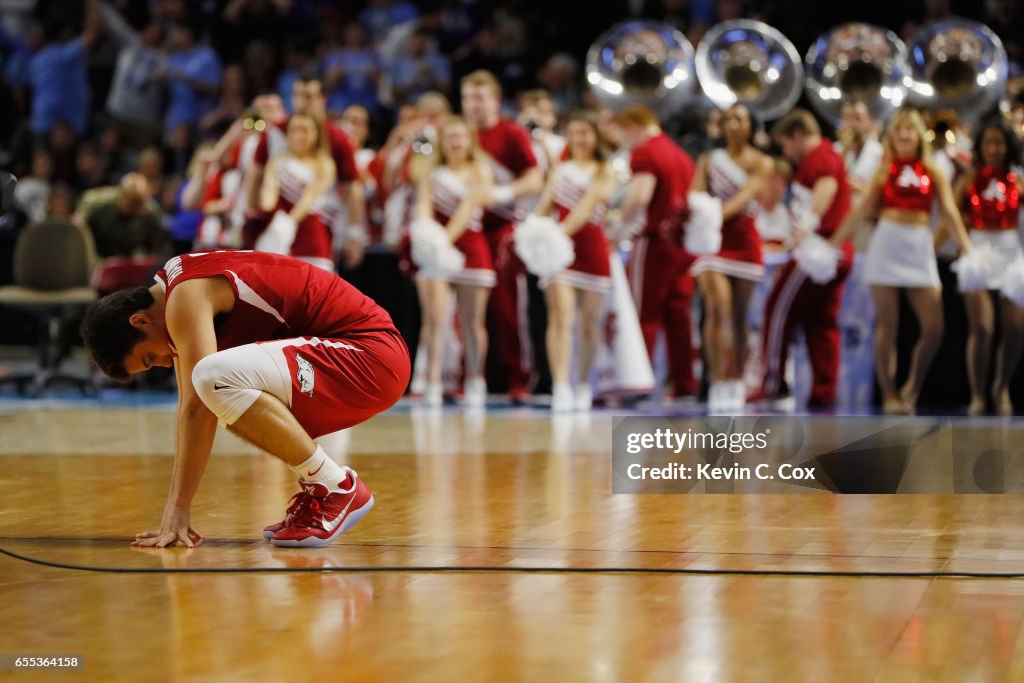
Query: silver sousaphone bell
xmin=905 ymin=19 xmax=1008 ymax=120
xmin=805 ymin=23 xmax=909 ymax=124
xmin=585 ymin=20 xmax=695 ymax=117
xmin=695 ymin=19 xmax=803 ymax=121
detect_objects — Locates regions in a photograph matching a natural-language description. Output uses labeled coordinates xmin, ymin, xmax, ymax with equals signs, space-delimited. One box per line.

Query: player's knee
xmin=191 ymin=354 xmax=228 ymax=409
xmin=191 ymin=352 xmax=262 ymax=426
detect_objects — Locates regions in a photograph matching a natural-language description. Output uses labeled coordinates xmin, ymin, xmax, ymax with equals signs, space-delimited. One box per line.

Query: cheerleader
xmin=691 ymin=104 xmax=773 ymax=407
xmin=954 ymin=118 xmax=1024 ymax=415
xmin=258 ymin=112 xmax=337 ymax=271
xmin=533 ymin=111 xmax=615 ymax=412
xmin=413 ymin=116 xmax=495 ymax=408
xmin=832 ymin=108 xmax=972 ymax=414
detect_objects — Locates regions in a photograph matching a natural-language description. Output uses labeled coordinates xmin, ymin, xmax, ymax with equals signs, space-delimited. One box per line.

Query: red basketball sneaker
xmin=262 ymin=487 xmax=312 ymax=539
xmin=270 ymin=468 xmax=375 ymax=548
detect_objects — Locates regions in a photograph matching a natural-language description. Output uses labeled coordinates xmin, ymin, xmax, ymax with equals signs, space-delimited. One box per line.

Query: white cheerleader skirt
xmin=969 ymin=230 xmax=1024 ymax=290
xmin=863 ymin=218 xmax=941 ymax=289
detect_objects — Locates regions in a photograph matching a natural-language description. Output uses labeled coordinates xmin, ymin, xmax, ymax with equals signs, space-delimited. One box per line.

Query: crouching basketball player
xmin=80 ymin=250 xmax=411 ymax=548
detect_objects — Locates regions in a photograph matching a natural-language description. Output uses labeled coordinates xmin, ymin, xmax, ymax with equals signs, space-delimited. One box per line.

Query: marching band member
xmin=835 ymin=101 xmax=884 ymax=202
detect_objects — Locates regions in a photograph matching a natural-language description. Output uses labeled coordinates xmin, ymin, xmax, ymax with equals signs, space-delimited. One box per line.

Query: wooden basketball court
xmin=2 ymin=406 xmax=1024 ymax=680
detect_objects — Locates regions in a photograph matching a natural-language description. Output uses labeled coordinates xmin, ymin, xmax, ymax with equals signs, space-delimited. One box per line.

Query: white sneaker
xmin=729 ymin=380 xmax=747 ymax=410
xmin=574 ymin=384 xmax=593 ymax=412
xmin=462 ymin=377 xmax=487 ymax=409
xmin=551 ymin=383 xmax=574 ymax=413
xmin=708 ymin=381 xmax=730 ymax=413
xmin=424 ymin=383 xmax=443 ymax=408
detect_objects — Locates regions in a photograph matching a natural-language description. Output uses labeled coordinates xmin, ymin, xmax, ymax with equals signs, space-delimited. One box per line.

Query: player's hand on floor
xmin=132 ymin=526 xmax=203 ymax=548
xmin=132 ymin=508 xmax=204 ymax=548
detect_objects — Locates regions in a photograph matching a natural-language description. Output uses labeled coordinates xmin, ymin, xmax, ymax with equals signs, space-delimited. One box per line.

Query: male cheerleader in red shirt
xmin=617 ymin=105 xmax=698 ymax=399
xmin=460 ymin=70 xmax=544 ymax=401
xmin=758 ymin=109 xmax=852 ymax=406
xmin=81 ymin=250 xmax=410 ymax=548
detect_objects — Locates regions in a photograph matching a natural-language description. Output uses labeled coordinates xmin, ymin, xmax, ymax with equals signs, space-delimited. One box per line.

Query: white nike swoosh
xmin=321 ymin=493 xmax=358 ymax=534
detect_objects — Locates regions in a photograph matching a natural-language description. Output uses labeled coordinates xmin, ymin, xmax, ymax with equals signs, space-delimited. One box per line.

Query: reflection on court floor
xmin=2 ymin=408 xmax=1024 ymax=681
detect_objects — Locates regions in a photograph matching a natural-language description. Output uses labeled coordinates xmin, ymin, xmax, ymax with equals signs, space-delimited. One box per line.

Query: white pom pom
xmin=1001 ymin=256 xmax=1024 ymax=307
xmin=255 ymin=211 xmax=298 ymax=254
xmin=513 ymin=215 xmax=575 ymax=276
xmin=792 ymin=233 xmax=839 ymax=284
xmin=683 ymin=192 xmax=722 ymax=255
xmin=410 ymin=218 xmax=465 ymax=278
xmin=951 ymin=245 xmax=998 ymax=293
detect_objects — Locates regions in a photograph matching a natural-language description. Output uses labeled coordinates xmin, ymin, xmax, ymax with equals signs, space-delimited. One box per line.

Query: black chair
xmin=0 ymin=219 xmax=100 ymax=396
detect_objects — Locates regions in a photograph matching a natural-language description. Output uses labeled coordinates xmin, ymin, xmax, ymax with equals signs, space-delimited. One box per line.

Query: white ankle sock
xmin=290 ymin=445 xmax=348 ymax=488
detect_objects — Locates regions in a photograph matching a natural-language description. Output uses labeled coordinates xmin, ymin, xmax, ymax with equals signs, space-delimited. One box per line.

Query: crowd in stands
xmin=3 ymin=0 xmax=1024 ymax=412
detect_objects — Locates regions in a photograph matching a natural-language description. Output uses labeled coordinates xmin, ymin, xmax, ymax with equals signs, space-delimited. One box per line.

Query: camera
xmin=242 ymin=109 xmax=267 ymax=133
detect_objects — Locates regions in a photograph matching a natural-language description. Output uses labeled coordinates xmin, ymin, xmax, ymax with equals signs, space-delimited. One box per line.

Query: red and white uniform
xmin=234 ymin=125 xmax=286 ymax=227
xmin=838 ymin=137 xmax=884 ymax=190
xmin=755 ymin=202 xmax=792 ymax=251
xmin=155 ymin=250 xmax=410 ymax=436
xmin=272 ymin=154 xmax=337 ymax=272
xmin=542 ymin=160 xmax=611 ymax=293
xmin=245 ymin=119 xmax=360 ymax=254
xmin=195 ymin=162 xmax=241 ymax=248
xmin=863 ymin=159 xmax=940 ymax=288
xmin=760 ymin=139 xmax=852 ymax=406
xmin=692 ymin=148 xmax=764 ymax=280
xmin=475 ymin=117 xmax=539 ymax=395
xmin=427 ymin=166 xmax=495 ymax=288
xmin=378 ymin=140 xmax=419 ymax=249
xmin=625 ymin=132 xmax=696 ymax=397
xmin=964 ymin=166 xmax=1024 ymax=289
xmin=334 ymin=147 xmax=377 ymax=250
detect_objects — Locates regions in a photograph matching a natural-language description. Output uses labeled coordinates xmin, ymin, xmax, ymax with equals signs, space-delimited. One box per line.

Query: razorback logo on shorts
xmin=296 ymin=354 xmax=315 ymax=397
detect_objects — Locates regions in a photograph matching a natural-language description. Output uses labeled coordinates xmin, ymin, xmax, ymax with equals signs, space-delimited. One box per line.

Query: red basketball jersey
xmin=154 ymin=251 xmax=397 ymax=351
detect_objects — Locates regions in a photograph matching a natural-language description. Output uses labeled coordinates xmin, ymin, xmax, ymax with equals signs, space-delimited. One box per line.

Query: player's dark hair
xmin=80 ymin=286 xmax=155 ymax=382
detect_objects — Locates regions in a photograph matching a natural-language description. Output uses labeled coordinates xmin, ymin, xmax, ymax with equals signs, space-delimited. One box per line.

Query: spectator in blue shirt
xmin=28 ymin=0 xmax=102 ymax=137
xmin=159 ymin=22 xmax=223 ymax=142
xmin=0 ymin=20 xmax=32 ymax=89
xmin=359 ymin=0 xmax=418 ymax=44
xmin=323 ymin=23 xmax=381 ymax=114
xmin=388 ymin=28 xmax=451 ymax=106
